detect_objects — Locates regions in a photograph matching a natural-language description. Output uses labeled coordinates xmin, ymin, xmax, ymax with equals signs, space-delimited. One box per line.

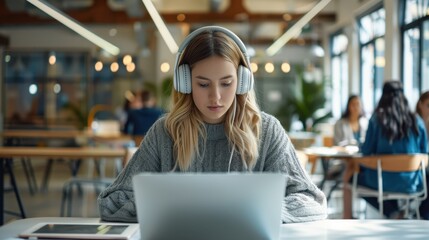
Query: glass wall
xmin=401 ymin=0 xmax=429 ymax=108
xmin=3 ymin=51 xmax=89 ymax=129
xmin=358 ymin=5 xmax=385 ymax=115
xmin=2 ymin=50 xmax=140 ymax=130
xmin=330 ymin=32 xmax=349 ymax=119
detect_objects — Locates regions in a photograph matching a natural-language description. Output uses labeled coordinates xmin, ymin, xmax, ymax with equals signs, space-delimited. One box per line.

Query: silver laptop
xmin=132 ymin=173 xmax=286 ymax=240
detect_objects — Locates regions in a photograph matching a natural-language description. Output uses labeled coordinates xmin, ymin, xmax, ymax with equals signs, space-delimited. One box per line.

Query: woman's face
xmin=191 ymin=55 xmax=237 ymax=124
xmin=418 ymin=98 xmax=429 ymax=121
xmin=348 ymin=97 xmax=362 ymax=119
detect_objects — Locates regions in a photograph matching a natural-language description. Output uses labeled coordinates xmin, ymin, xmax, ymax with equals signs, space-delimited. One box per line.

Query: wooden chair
xmin=352 ymin=154 xmax=428 ymax=219
xmin=60 ymin=147 xmax=138 ymax=217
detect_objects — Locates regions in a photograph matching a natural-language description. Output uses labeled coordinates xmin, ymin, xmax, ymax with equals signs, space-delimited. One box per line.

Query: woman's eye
xmin=198 ymin=83 xmax=209 ymax=88
xmin=222 ymin=82 xmax=232 ymax=87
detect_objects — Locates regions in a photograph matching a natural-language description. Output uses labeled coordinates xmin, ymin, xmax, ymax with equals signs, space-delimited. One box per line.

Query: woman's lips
xmin=208 ymin=106 xmax=222 ymax=111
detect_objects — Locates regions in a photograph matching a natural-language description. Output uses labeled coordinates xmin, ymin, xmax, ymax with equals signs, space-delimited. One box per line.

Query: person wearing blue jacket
xmin=356 ymin=81 xmax=428 ymax=219
xmin=123 ymin=90 xmax=164 ymax=139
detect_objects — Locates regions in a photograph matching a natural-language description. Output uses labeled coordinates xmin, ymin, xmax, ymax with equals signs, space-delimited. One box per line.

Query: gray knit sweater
xmin=97 ymin=112 xmax=327 ymax=223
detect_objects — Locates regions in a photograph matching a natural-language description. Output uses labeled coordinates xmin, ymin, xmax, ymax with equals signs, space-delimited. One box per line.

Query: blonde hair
xmin=165 ymin=29 xmax=261 ymax=171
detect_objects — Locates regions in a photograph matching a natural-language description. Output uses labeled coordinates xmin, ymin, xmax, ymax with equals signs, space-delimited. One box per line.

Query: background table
xmin=0 ymin=147 xmax=126 ymax=225
xmin=304 ymin=147 xmax=360 ymax=189
xmin=1 ymin=129 xmax=132 ymax=145
xmin=1 ymin=218 xmax=429 ymax=239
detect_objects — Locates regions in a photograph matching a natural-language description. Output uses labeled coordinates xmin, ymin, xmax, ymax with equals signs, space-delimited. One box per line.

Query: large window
xmin=358 ymin=6 xmax=385 ymax=115
xmin=3 ymin=51 xmax=89 ymax=129
xmin=2 ymin=50 xmax=140 ymax=130
xmin=401 ymin=0 xmax=429 ymax=108
xmin=330 ymin=32 xmax=349 ymax=119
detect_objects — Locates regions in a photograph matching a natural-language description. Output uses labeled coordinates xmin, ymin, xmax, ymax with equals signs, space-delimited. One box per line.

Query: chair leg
xmin=27 ymin=159 xmax=38 ymax=193
xmin=416 ymin=200 xmax=421 ymax=219
xmin=404 ymin=199 xmax=410 ymax=218
xmin=6 ymin=159 xmax=26 ymax=219
xmin=60 ymin=183 xmax=69 ymax=217
xmin=326 ymin=180 xmax=341 ymax=202
xmin=41 ymin=159 xmax=54 ymax=192
xmin=379 ymin=200 xmax=384 ymax=218
xmin=67 ymin=182 xmax=75 ymax=217
xmin=70 ymin=160 xmax=82 ymax=177
xmin=353 ymin=198 xmax=368 ymax=219
xmin=21 ymin=158 xmax=38 ymax=195
xmin=318 ymin=159 xmax=330 ymax=189
xmin=362 ymin=200 xmax=368 ymax=219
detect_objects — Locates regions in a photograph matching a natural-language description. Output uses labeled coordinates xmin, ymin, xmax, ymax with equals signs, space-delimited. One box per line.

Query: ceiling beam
xmin=249 ymin=37 xmax=320 ymax=46
xmin=0 ymin=0 xmax=336 ymax=25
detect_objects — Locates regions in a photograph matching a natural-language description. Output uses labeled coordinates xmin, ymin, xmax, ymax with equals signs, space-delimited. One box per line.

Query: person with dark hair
xmin=343 ymin=81 xmax=428 ymax=219
xmin=334 ymin=95 xmax=368 ymax=146
xmin=415 ymin=90 xmax=429 ymax=219
xmin=123 ymin=90 xmax=164 ymax=141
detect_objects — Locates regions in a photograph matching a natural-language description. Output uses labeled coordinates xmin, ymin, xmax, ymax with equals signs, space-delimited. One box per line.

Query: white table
xmin=1 ymin=218 xmax=429 ymax=239
xmin=281 ymin=219 xmax=429 ymax=239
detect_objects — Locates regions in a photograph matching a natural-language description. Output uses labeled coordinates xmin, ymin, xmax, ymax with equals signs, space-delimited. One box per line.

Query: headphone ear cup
xmin=174 ymin=64 xmax=192 ymax=94
xmin=236 ymin=65 xmax=253 ymax=94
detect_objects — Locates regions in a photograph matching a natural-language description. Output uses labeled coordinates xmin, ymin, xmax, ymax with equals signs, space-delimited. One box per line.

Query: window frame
xmin=357 ymin=3 xmax=385 ymax=115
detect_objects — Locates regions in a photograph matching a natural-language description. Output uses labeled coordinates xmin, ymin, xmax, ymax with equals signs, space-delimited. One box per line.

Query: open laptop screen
xmin=133 ymin=173 xmax=286 ymax=240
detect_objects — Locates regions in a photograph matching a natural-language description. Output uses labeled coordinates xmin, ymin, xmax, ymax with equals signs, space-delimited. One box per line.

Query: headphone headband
xmin=178 ymin=26 xmax=248 ymax=56
xmin=174 ymin=26 xmax=253 ymax=94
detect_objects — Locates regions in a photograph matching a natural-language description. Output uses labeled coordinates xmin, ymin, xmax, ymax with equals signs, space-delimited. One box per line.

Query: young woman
xmin=333 ymin=95 xmax=368 ymax=146
xmin=343 ymin=81 xmax=428 ymax=219
xmin=98 ymin=26 xmax=327 ymax=223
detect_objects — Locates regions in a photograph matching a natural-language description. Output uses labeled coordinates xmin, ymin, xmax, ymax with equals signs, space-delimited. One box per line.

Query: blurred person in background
xmin=123 ymin=90 xmax=164 ymax=143
xmin=116 ymin=90 xmax=144 ymax=131
xmin=322 ymin=95 xmax=368 ymax=194
xmin=334 ymin=95 xmax=368 ymax=147
xmin=416 ymin=90 xmax=429 ymax=219
xmin=416 ymin=91 xmax=429 ymax=138
xmin=343 ymin=81 xmax=428 ymax=219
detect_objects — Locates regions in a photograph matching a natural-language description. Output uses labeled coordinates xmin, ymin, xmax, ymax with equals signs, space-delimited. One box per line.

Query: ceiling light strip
xmin=27 ymin=0 xmax=120 ymax=56
xmin=266 ymin=0 xmax=332 ymax=56
xmin=141 ymin=0 xmax=178 ymax=54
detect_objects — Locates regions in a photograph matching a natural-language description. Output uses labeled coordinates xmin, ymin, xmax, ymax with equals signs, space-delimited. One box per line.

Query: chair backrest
xmin=352 ymin=153 xmax=428 ymax=219
xmin=323 ymin=136 xmax=334 ymax=147
xmin=355 ymin=154 xmax=428 ymax=172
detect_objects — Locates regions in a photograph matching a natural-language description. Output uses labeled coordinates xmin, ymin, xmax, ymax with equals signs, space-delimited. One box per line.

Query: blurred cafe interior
xmin=1 ymin=0 xmax=429 ymax=224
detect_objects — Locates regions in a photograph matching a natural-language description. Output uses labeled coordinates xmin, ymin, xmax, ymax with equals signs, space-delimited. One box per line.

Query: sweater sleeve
xmin=97 ymin=119 xmax=163 ymax=222
xmin=260 ymin=114 xmax=327 ymax=223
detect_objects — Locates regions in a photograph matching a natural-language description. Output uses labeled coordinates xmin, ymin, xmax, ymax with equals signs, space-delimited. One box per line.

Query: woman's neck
xmin=348 ymin=117 xmax=360 ymax=132
xmin=348 ymin=115 xmax=359 ymax=123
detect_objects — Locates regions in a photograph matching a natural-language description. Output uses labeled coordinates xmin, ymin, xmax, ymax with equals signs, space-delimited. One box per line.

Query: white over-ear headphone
xmin=173 ymin=26 xmax=254 ymax=95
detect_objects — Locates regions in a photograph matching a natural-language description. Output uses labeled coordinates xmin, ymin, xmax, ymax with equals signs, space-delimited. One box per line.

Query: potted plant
xmin=143 ymin=76 xmax=173 ymax=111
xmin=276 ymin=67 xmax=331 ymax=132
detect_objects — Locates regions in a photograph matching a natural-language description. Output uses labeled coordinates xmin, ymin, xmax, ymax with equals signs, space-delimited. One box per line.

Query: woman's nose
xmin=209 ymin=85 xmax=221 ymax=100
